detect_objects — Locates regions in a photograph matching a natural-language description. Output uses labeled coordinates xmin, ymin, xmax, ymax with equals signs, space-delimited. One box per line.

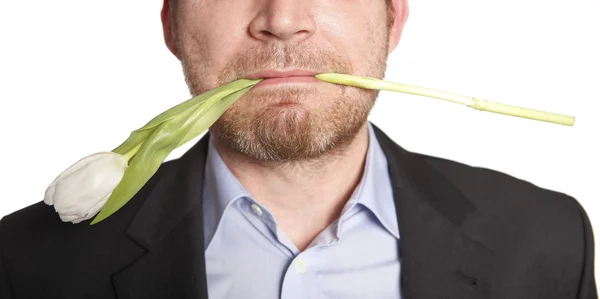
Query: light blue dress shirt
xmin=202 ymin=121 xmax=402 ymax=299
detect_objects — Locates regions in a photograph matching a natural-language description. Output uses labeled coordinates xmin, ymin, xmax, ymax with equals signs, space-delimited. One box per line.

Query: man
xmin=0 ymin=0 xmax=596 ymax=298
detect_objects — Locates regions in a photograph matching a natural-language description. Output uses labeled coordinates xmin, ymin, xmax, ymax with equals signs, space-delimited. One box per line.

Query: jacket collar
xmin=372 ymin=124 xmax=494 ymax=298
xmin=124 ymin=131 xmax=210 ymax=251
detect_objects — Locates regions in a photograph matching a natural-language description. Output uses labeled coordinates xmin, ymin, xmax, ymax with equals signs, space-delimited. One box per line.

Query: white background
xmin=1 ymin=0 xmax=599 ymax=284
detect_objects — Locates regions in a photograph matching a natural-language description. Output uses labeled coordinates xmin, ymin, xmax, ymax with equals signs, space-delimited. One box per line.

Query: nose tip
xmin=248 ymin=2 xmax=316 ymax=43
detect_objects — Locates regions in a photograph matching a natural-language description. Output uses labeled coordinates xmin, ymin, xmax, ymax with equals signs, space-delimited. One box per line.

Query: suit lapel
xmin=372 ymin=124 xmax=494 ymax=299
xmin=112 ymin=134 xmax=211 ymax=299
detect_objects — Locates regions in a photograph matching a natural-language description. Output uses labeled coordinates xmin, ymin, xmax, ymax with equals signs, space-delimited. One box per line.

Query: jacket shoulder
xmin=417 ymin=153 xmax=586 ymax=222
xmin=0 ymin=159 xmax=180 ymax=298
xmin=0 ymin=159 xmax=178 ymax=247
xmin=414 ymin=153 xmax=596 ymax=297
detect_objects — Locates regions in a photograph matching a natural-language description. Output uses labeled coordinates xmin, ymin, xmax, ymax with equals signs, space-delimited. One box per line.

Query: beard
xmin=177 ymin=28 xmax=389 ymax=163
xmin=209 ymin=82 xmax=376 ymax=162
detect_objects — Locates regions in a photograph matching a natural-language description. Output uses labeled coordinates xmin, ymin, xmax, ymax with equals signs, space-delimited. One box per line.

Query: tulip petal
xmin=81 ymin=191 xmax=112 ymax=222
xmin=46 ymin=153 xmax=113 ymax=187
xmin=60 ymin=214 xmax=80 ymax=223
xmin=43 ymin=184 xmax=56 ymax=205
xmin=44 ymin=152 xmax=127 ymax=223
xmin=44 ymin=152 xmax=119 ymax=207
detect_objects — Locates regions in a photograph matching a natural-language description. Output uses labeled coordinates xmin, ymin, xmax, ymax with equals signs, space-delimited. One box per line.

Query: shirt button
xmin=295 ymin=258 xmax=308 ymax=274
xmin=250 ymin=204 xmax=263 ymax=216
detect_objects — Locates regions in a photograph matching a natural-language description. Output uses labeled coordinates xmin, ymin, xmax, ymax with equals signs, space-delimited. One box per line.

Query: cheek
xmin=349 ymin=18 xmax=389 ymax=76
xmin=177 ymin=5 xmax=248 ymax=72
xmin=316 ymin=3 xmax=386 ymax=74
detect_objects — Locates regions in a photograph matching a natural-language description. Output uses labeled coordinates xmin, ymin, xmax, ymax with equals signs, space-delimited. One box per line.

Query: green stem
xmin=316 ymin=73 xmax=472 ymax=105
xmin=315 ymin=73 xmax=575 ymax=126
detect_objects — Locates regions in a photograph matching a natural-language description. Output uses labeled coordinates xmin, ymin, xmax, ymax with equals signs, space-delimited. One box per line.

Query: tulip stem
xmin=120 ymin=142 xmax=143 ymax=164
xmin=315 ymin=73 xmax=575 ymax=126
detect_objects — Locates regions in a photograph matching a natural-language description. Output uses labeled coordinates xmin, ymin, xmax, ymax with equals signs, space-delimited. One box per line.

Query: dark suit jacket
xmin=0 ymin=123 xmax=596 ymax=299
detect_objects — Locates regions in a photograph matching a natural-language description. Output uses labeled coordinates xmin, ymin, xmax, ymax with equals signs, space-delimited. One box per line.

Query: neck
xmin=211 ymin=122 xmax=370 ymax=251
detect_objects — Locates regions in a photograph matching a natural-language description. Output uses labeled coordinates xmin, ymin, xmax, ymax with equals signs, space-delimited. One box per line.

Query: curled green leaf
xmin=111 ymin=79 xmax=261 ymax=161
xmin=90 ymin=82 xmax=259 ymax=225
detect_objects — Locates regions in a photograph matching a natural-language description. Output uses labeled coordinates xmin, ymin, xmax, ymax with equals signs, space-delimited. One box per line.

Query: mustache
xmin=216 ymin=42 xmax=353 ymax=85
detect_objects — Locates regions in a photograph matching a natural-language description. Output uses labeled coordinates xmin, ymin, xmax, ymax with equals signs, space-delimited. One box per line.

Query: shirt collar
xmin=202 ymin=135 xmax=252 ymax=249
xmin=353 ymin=122 xmax=399 ymax=239
xmin=202 ymin=121 xmax=399 ymax=247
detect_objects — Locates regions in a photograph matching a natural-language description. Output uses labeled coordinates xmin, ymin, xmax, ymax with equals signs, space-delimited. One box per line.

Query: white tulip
xmin=44 ymin=152 xmax=128 ymax=224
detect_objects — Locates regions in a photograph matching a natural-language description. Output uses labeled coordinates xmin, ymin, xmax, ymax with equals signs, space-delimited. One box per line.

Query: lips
xmin=246 ymin=70 xmax=318 ymax=80
xmin=246 ymin=70 xmax=320 ymax=87
xmin=256 ymin=76 xmax=319 ymax=87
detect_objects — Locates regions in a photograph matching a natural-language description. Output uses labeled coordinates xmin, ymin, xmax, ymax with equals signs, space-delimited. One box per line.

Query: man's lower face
xmin=210 ymin=83 xmax=377 ymax=162
xmin=179 ymin=39 xmax=387 ymax=162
